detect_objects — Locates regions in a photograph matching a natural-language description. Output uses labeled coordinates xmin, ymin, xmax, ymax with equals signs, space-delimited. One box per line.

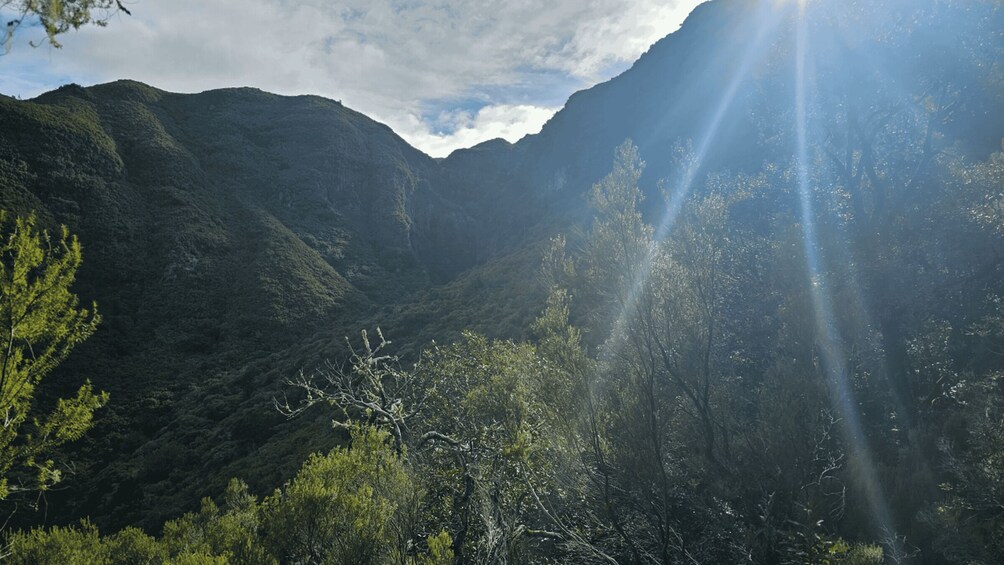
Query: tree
xmin=1 ymin=0 xmax=131 ymax=52
xmin=0 ymin=212 xmax=105 ymax=506
xmin=578 ymin=140 xmax=652 ymax=341
xmin=278 ymin=328 xmax=614 ymax=563
xmin=5 ymin=425 xmax=454 ymax=564
xmin=574 ymin=143 xmax=757 ymax=562
xmin=277 ymin=328 xmax=425 ymax=456
xmin=261 ymin=425 xmax=421 ymax=565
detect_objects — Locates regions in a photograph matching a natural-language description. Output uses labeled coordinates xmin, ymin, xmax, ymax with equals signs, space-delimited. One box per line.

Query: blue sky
xmin=1 ymin=0 xmax=703 ymax=157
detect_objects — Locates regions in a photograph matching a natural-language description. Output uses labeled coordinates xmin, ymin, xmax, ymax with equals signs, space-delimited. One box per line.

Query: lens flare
xmin=773 ymin=0 xmax=809 ymax=10
xmin=793 ymin=6 xmax=899 ymax=547
xmin=601 ymin=2 xmax=785 ymax=355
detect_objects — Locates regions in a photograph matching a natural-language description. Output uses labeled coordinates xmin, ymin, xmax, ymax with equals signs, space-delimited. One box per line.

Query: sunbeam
xmin=794 ymin=6 xmax=938 ymax=435
xmin=601 ymin=1 xmax=789 ymax=354
xmin=655 ymin=2 xmax=787 ymax=241
xmin=792 ymin=1 xmax=900 ymax=548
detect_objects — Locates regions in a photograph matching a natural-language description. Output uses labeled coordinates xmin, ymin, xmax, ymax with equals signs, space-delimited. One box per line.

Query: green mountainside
xmin=0 ymin=0 xmax=1002 ymax=559
xmin=0 ymin=81 xmax=548 ymax=529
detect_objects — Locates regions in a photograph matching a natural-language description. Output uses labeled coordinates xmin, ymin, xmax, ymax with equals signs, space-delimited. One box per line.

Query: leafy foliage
xmin=4 ymin=425 xmax=453 ymax=564
xmin=0 ymin=212 xmax=105 ymax=503
xmin=1 ymin=0 xmax=130 ymax=51
xmin=260 ymin=425 xmax=419 ymax=564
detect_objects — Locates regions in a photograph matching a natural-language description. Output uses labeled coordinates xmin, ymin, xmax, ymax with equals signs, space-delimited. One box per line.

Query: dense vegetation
xmin=0 ymin=0 xmax=1002 ymax=562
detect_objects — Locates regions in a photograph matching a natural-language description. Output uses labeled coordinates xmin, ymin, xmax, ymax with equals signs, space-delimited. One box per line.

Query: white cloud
xmin=402 ymin=103 xmax=560 ymax=158
xmin=0 ymin=0 xmax=704 ymax=155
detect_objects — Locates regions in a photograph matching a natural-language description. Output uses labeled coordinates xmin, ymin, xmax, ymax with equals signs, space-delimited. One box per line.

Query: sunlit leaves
xmin=0 ymin=212 xmax=105 ymax=502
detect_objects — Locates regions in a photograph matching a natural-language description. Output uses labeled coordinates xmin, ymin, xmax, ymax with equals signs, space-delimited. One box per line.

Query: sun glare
xmin=791 ymin=2 xmax=900 ymax=548
xmin=773 ymin=0 xmax=809 ymax=12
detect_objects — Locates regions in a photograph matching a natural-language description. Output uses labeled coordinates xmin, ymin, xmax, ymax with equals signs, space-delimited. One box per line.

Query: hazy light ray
xmin=793 ymin=4 xmax=897 ymax=541
xmin=600 ymin=2 xmax=787 ymax=358
xmin=813 ymin=13 xmax=944 ymax=431
xmin=606 ymin=2 xmax=779 ymax=339
xmin=808 ymin=29 xmax=951 ymax=522
xmin=655 ymin=3 xmax=785 ymax=242
xmin=640 ymin=1 xmax=766 ymax=162
xmin=784 ymin=23 xmax=908 ymax=432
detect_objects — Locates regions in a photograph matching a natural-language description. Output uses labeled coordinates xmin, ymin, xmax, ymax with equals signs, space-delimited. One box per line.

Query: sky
xmin=0 ymin=0 xmax=703 ymax=157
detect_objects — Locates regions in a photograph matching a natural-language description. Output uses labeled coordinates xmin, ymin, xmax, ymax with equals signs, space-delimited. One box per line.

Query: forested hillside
xmin=0 ymin=80 xmax=549 ymax=530
xmin=1 ymin=0 xmax=1003 ymax=562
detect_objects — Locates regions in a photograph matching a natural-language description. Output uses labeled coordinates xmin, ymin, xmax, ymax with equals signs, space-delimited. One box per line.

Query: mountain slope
xmin=0 ymin=80 xmax=550 ymax=529
xmin=447 ymin=0 xmax=1004 ymax=218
